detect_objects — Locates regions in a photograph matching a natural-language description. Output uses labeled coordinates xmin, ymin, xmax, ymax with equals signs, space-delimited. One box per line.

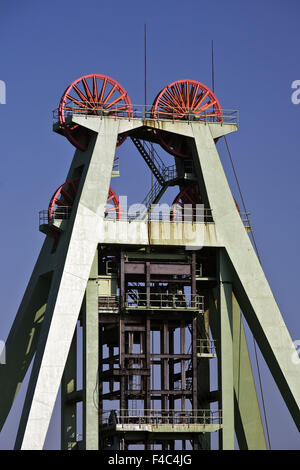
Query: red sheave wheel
xmin=152 ymin=79 xmax=222 ymax=158
xmin=171 ymin=184 xmax=202 ymax=221
xmin=48 ymin=178 xmax=121 ymax=222
xmin=59 ymin=74 xmax=133 ymax=151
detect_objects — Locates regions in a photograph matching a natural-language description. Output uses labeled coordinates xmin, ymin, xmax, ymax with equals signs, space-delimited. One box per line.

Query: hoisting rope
xmin=224 ymin=135 xmax=272 ymax=450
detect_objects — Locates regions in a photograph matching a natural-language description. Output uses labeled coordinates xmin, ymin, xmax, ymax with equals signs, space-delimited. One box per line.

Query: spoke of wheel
xmin=190 ymin=84 xmax=200 ymax=109
xmin=66 ymin=94 xmax=89 ymax=109
xmin=60 ymin=189 xmax=74 ymax=203
xmin=72 ymin=85 xmax=92 ymax=106
xmin=174 ymin=83 xmax=186 ymax=109
xmin=157 ymin=102 xmax=175 ymax=115
xmin=197 ymin=99 xmax=216 ymax=113
xmin=93 ymin=76 xmax=98 ymax=102
xmin=105 ymin=92 xmax=126 ymax=110
xmin=98 ymin=77 xmax=107 ymax=104
xmin=165 ymin=88 xmax=184 ymax=113
xmin=185 ymin=82 xmax=189 ymax=109
xmin=82 ymin=78 xmax=93 ymax=103
xmin=159 ymin=95 xmax=178 ymax=111
xmin=161 ymin=92 xmax=178 ymax=107
xmin=193 ymin=90 xmax=210 ymax=111
xmin=182 ymin=191 xmax=194 ymax=204
xmin=172 ymin=84 xmax=182 ymax=108
xmin=174 ymin=84 xmax=187 ymax=111
xmin=68 ymin=183 xmax=77 ymax=198
xmin=55 ymin=199 xmax=69 ymax=207
xmin=180 ymin=83 xmax=186 ymax=106
xmin=64 ymin=106 xmax=89 ymax=113
xmin=155 ymin=101 xmax=171 ymax=112
xmin=103 ymin=84 xmax=117 ymax=106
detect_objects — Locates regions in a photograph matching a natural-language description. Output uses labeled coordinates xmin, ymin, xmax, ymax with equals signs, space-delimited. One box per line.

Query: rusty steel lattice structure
xmin=1 ymin=74 xmax=299 ymax=451
xmin=98 ymin=248 xmax=212 ymax=450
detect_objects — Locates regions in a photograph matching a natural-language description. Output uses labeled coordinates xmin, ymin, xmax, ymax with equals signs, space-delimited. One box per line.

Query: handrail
xmin=197 ymin=339 xmax=217 ymax=355
xmin=101 ymin=409 xmax=222 ymax=426
xmin=39 ymin=206 xmax=214 ymax=226
xmin=125 ymin=292 xmax=204 ymax=310
xmin=98 ymin=293 xmax=204 ymax=311
xmin=53 ymin=105 xmax=238 ymax=125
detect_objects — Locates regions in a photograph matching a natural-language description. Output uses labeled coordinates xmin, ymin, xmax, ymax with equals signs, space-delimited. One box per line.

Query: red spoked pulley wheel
xmin=59 ymin=74 xmax=133 ymax=151
xmin=151 ymin=79 xmax=222 ymax=158
xmin=105 ymin=187 xmax=122 ymax=219
xmin=171 ymin=184 xmax=202 ymax=221
xmin=171 ymin=184 xmax=242 ymax=222
xmin=48 ymin=177 xmax=121 ymax=222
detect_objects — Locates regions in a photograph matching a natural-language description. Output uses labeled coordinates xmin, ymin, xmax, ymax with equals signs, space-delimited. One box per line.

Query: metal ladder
xmin=131 ymin=137 xmax=166 ymax=186
xmin=130 ymin=137 xmax=181 ymax=214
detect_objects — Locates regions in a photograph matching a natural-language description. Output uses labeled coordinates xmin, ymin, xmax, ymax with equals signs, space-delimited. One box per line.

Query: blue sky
xmin=0 ymin=0 xmax=299 ymax=450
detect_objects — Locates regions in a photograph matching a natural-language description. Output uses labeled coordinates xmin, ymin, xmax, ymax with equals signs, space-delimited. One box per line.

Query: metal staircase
xmin=131 ymin=137 xmax=166 ymax=186
xmin=131 ymin=138 xmax=179 ymax=212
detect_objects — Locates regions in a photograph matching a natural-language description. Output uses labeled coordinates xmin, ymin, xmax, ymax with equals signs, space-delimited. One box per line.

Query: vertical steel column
xmin=191 ymin=252 xmax=196 ymax=297
xmin=191 ymin=251 xmax=198 ymax=448
xmin=119 ymin=250 xmax=126 ymax=432
xmin=169 ymin=328 xmax=175 ymax=411
xmin=180 ymin=322 xmax=186 ymax=412
xmin=120 ymin=251 xmax=125 ymax=309
xmin=128 ymin=332 xmax=133 ymax=397
xmin=120 ymin=318 xmax=126 ymax=412
xmin=145 ymin=317 xmax=151 ymax=450
xmin=146 ymin=261 xmax=150 ymax=308
xmin=192 ymin=314 xmax=198 ymax=450
xmin=98 ymin=325 xmax=103 ymax=436
xmin=160 ymin=322 xmax=169 ymax=450
xmin=109 ymin=345 xmax=114 ymax=393
xmin=145 ymin=318 xmax=151 ymax=410
xmin=197 ymin=295 xmax=211 ymax=450
xmin=169 ymin=327 xmax=175 ymax=451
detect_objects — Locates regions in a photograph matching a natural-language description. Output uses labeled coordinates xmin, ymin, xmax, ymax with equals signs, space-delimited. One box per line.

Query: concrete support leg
xmin=191 ymin=123 xmax=300 ymax=430
xmin=13 ymin=120 xmax=119 ymax=450
xmin=61 ymin=329 xmax=77 ymax=450
xmin=83 ymin=252 xmax=99 ymax=450
xmin=218 ymin=250 xmax=234 ymax=450
xmin=232 ymin=295 xmax=267 ymax=449
xmin=0 ymin=239 xmax=53 ymax=431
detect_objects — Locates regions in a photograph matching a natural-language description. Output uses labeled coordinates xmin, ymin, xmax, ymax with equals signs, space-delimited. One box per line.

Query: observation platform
xmin=100 ymin=410 xmax=222 ymax=439
xmin=52 ymin=104 xmax=238 ymax=139
xmin=98 ymin=292 xmax=204 ymax=314
xmin=39 ymin=214 xmax=252 ymax=249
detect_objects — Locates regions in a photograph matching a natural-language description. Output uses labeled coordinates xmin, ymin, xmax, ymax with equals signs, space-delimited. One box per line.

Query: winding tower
xmin=0 ymin=74 xmax=299 ymax=450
